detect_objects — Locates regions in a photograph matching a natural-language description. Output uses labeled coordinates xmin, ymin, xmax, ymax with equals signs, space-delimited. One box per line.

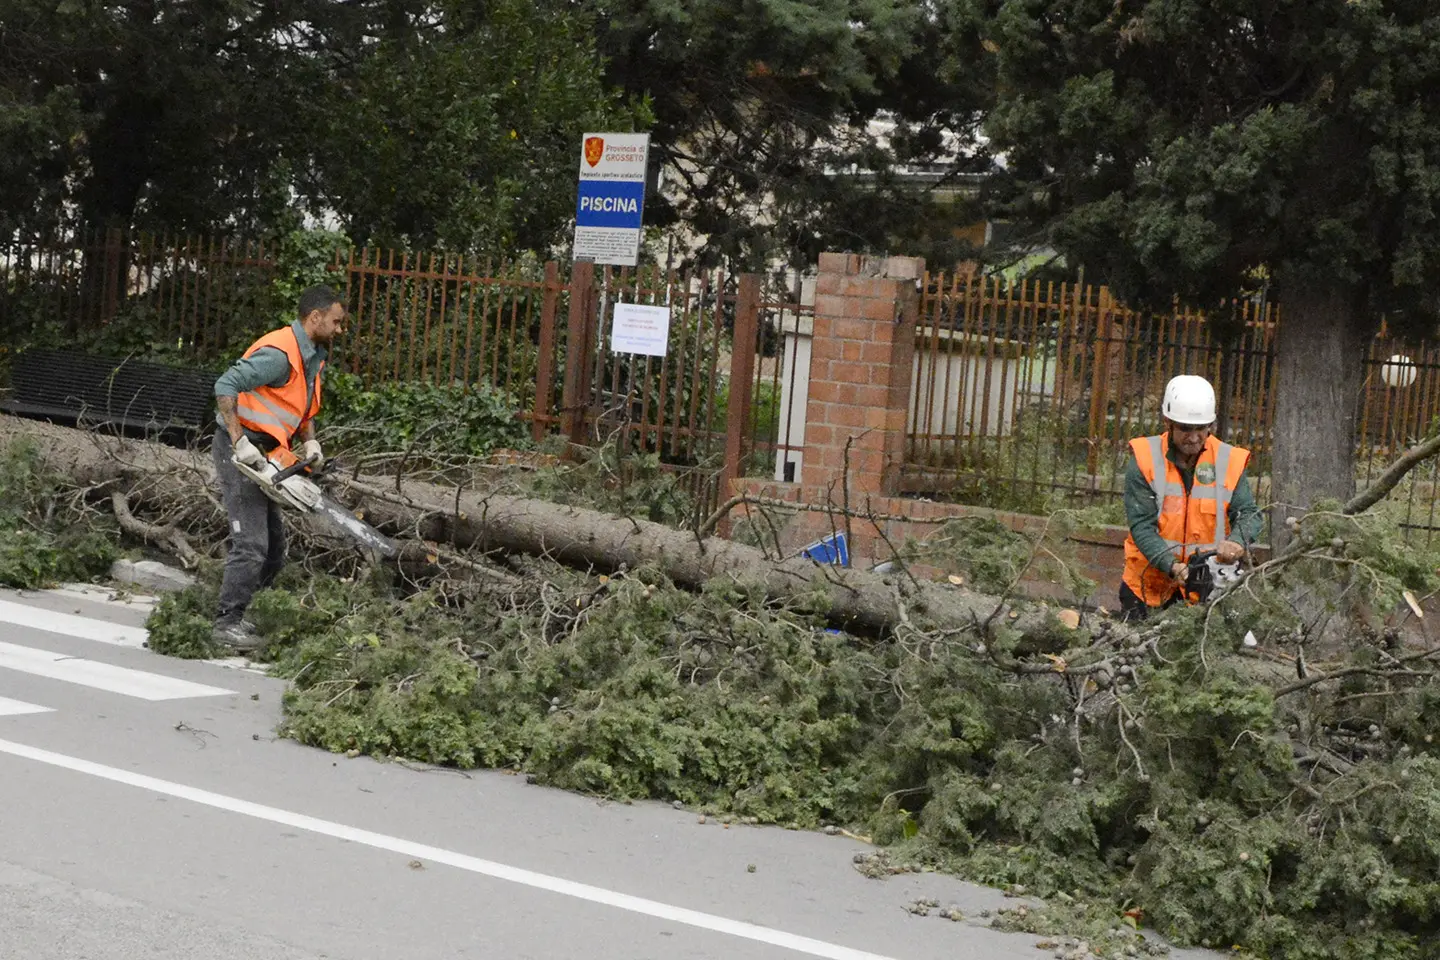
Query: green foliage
xmin=143 ymin=563 xmax=384 ymax=661
xmin=586 ymin=0 xmax=985 ymax=268
xmin=712 ymin=378 xmax=783 ymax=478
xmin=322 ymin=372 xmax=531 ymax=461
xmin=0 ymin=438 xmax=60 ymax=522
xmin=268 ymin=566 xmax=874 ymax=814
xmin=520 ymin=443 xmax=700 ymax=528
xmin=900 ymin=516 xmax=1039 ymax=593
xmin=0 ymin=0 xmax=994 ymax=272
xmin=3 ymin=225 xmax=355 ymax=381
xmin=273 ymin=228 xmax=351 ymax=308
xmin=0 ymin=85 xmax=83 ymax=235
xmin=303 ymin=0 xmax=648 ymax=252
xmin=968 ymin=0 xmax=1440 ymax=511
xmin=901 ymin=514 xmax=1097 ymax=599
xmin=903 ymin=395 xmax=1138 ymax=518
xmin=134 ymin=495 xmax=1438 ymax=960
xmin=0 ymin=439 xmax=116 ymax=588
xmin=972 ymin=0 xmax=1440 ymax=324
xmin=0 ymin=526 xmax=117 ymax=590
xmin=2 ymin=0 xmax=641 ymax=253
xmin=0 ymin=0 xmax=308 ymax=232
xmin=8 ymin=417 xmax=1431 ymax=959
xmin=144 ymin=581 xmax=224 ymax=660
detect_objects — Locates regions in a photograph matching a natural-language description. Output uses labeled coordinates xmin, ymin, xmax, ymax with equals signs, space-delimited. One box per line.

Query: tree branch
xmin=109 ymin=491 xmax=201 ymax=568
xmin=1343 ymin=432 xmax=1440 ymax=515
xmin=1274 ymin=645 xmax=1440 ymax=698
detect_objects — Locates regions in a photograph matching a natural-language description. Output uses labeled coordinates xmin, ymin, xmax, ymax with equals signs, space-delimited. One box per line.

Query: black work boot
xmin=212 ymin=617 xmax=264 ymax=654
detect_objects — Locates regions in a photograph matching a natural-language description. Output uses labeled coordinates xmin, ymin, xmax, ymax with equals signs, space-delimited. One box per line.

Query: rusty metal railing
xmin=905 ymin=270 xmax=1440 ymax=540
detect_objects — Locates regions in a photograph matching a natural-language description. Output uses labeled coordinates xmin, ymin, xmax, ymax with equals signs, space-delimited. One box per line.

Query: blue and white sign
xmin=576 ymin=180 xmax=647 ymax=229
xmin=574 ymin=132 xmax=650 ymax=267
xmin=799 ymin=532 xmax=850 ymax=567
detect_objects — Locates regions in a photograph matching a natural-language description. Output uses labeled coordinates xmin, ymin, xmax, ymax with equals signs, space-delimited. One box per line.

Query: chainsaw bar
xmin=233 ymin=456 xmax=398 ymax=558
xmin=312 ymin=494 xmax=399 ymax=558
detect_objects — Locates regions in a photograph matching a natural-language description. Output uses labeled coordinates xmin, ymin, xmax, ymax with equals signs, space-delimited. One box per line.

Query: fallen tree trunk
xmin=0 ymin=415 xmax=1079 ymax=640
xmin=346 ymin=479 xmax=1078 ymax=638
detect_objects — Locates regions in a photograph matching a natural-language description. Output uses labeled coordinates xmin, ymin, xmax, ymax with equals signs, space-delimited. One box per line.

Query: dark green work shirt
xmin=1123 ymin=442 xmax=1264 ymax=571
xmin=214 ymin=320 xmax=327 ymax=404
xmin=213 ymin=321 xmax=327 ymax=443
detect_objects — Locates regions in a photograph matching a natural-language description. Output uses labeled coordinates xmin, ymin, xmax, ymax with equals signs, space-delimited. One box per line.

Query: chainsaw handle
xmin=271 ymin=454 xmax=319 ymax=485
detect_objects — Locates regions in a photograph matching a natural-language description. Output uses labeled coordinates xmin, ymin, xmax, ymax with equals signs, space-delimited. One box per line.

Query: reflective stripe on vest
xmin=234 ymin=326 xmax=322 ymax=465
xmin=1122 ymin=433 xmax=1250 ymax=607
xmin=240 ymin=389 xmax=302 ymax=432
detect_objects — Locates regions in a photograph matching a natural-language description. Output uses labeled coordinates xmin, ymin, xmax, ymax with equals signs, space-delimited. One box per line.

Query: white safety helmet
xmin=1162 ymin=375 xmax=1216 ymax=427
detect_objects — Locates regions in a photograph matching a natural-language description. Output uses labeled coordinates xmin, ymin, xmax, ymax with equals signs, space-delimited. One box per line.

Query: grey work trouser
xmin=212 ymin=429 xmax=287 ymax=623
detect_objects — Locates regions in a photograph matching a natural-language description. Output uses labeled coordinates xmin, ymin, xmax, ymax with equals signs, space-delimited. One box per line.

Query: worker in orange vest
xmin=1120 ymin=375 xmax=1263 ymax=621
xmin=210 ymin=286 xmax=347 ymax=652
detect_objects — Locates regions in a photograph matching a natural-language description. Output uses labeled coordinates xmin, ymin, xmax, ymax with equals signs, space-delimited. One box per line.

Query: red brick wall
xmin=804 ymin=252 xmax=923 ymax=501
xmin=737 ymin=479 xmax=1131 ymax=606
xmin=766 ymin=251 xmax=1141 ymax=604
xmin=732 ymin=249 xmax=1270 ymax=608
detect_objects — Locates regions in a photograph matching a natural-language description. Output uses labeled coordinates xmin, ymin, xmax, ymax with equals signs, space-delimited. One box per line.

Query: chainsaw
xmin=233 ymin=452 xmax=398 ymax=559
xmin=1182 ymin=549 xmax=1243 ymax=604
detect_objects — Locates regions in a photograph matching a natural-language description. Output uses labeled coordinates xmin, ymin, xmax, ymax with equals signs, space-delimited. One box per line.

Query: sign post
xmin=573 ymin=132 xmax=650 ymax=267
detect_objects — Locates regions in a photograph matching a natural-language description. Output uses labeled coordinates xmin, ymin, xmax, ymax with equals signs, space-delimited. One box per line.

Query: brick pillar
xmin=803 ymin=252 xmax=923 ymax=505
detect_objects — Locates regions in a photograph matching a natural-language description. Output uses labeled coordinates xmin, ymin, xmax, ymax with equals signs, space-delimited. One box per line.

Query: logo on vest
xmin=1196 ymin=463 xmax=1216 ymax=485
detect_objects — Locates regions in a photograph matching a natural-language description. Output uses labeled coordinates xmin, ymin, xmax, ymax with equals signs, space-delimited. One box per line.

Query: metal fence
xmin=333 ymin=248 xmax=562 ymax=436
xmin=905 ymin=270 xmax=1440 ymax=536
xmin=748 ymin=278 xmax=814 ymax=486
xmin=0 ymin=229 xmax=779 ymax=529
xmin=0 ymin=228 xmax=282 ymax=364
xmin=548 ymin=264 xmax=804 ymax=525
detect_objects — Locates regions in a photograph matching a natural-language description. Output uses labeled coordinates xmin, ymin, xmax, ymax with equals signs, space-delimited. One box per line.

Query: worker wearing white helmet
xmin=1119 ymin=375 xmax=1263 ymax=620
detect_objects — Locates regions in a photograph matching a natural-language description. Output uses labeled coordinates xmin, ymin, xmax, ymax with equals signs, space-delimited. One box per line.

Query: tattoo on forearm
xmin=217 ymin=395 xmax=242 ymax=440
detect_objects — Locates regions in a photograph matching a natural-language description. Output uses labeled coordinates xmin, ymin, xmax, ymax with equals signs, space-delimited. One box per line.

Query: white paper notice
xmin=611 ymin=303 xmax=671 ymax=357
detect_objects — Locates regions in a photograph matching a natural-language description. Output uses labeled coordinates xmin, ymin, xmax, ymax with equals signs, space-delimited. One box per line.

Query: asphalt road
xmin=0 ymin=584 xmax=1217 ymax=960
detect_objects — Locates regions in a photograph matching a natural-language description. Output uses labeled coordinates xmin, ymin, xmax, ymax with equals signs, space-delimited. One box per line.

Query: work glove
xmin=233 ymin=435 xmax=267 ymax=470
xmin=301 ymin=439 xmax=324 ymax=471
xmin=1216 ymin=540 xmax=1246 ymax=564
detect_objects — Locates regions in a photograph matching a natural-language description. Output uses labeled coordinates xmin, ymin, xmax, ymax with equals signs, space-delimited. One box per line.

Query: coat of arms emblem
xmin=584 ymin=136 xmax=604 ymax=167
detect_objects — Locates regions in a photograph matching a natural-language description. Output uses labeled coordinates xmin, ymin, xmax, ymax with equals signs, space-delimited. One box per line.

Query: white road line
xmin=0 ymin=599 xmax=149 ymax=649
xmin=44 ymin=584 xmax=160 ymax=613
xmin=0 ymin=739 xmax=903 ymax=960
xmin=0 ymin=643 xmax=232 ymax=701
xmin=0 ymin=697 xmax=53 ymax=717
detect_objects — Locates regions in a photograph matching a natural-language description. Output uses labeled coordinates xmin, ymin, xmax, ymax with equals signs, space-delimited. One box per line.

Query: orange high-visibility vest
xmin=1122 ymin=434 xmax=1250 ymax=608
xmin=234 ymin=326 xmax=323 ymax=468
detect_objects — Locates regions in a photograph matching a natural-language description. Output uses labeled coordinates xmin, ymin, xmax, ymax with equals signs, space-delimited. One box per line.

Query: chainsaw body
xmin=1183 ymin=549 xmax=1242 ymax=603
xmin=233 ymin=453 xmax=397 ymax=558
xmin=233 ymin=455 xmax=323 ymax=512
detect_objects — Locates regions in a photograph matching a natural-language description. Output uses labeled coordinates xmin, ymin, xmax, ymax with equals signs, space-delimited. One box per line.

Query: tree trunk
xmin=1270 ymin=282 xmax=1374 ymax=547
xmin=0 ymin=415 xmax=1075 ymax=641
xmin=78 ymin=94 xmax=155 ymax=232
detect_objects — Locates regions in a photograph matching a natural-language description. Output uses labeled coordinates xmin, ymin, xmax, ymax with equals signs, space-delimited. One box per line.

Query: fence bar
xmin=562 ymin=261 xmax=596 ymax=444
xmin=718 ymin=274 xmax=761 ymax=534
xmin=532 ymin=261 xmax=561 ymax=443
xmin=10 ymin=231 xmax=1440 ymax=540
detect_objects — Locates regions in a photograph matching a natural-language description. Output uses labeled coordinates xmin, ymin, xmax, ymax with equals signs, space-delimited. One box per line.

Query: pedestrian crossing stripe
xmin=0 ymin=641 xmax=232 ymax=701
xmin=0 ymin=696 xmax=53 ymax=717
xmin=0 ymin=598 xmax=148 ymax=648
